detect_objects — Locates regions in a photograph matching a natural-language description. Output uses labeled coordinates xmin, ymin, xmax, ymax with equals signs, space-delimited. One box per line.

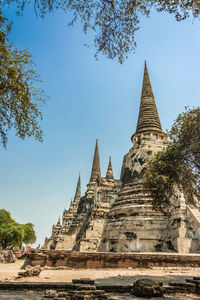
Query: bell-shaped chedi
xmin=90 ymin=139 xmax=101 ymax=183
xmin=106 ymin=156 xmax=114 ymax=183
xmin=100 ymin=62 xmax=169 ymax=253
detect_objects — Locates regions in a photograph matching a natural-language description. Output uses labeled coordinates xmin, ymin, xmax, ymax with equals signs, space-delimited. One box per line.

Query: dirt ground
xmin=1 ymin=261 xmax=200 ymax=299
xmin=1 ymin=260 xmax=200 ymax=286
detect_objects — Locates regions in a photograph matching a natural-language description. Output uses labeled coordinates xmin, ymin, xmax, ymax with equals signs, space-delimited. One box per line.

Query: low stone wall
xmin=26 ymin=250 xmax=200 ymax=268
xmin=0 ymin=281 xmax=198 ymax=296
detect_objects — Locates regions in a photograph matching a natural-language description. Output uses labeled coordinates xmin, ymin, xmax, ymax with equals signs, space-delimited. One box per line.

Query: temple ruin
xmin=43 ymin=62 xmax=200 ymax=253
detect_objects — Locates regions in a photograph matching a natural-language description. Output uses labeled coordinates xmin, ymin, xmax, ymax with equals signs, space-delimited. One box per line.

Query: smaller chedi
xmin=43 ymin=140 xmax=121 ymax=251
xmin=43 ymin=62 xmax=200 ymax=253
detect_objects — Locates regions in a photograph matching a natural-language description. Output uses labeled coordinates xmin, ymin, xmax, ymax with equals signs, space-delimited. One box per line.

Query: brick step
xmin=123 ymin=181 xmax=143 ymax=186
xmin=109 ymin=211 xmax=166 ymax=217
xmin=117 ymin=192 xmax=150 ymax=198
xmin=117 ymin=193 xmax=151 ymax=198
xmin=105 ymin=226 xmax=169 ymax=233
xmin=120 ymin=183 xmax=144 ymax=189
xmin=110 ymin=208 xmax=159 ymax=215
xmin=115 ymin=193 xmax=152 ymax=199
xmin=112 ymin=201 xmax=153 ymax=209
xmin=108 ymin=216 xmax=168 ymax=225
xmin=112 ymin=199 xmax=152 ymax=207
xmin=110 ymin=203 xmax=164 ymax=212
xmin=118 ymin=188 xmax=148 ymax=196
xmin=115 ymin=195 xmax=152 ymax=202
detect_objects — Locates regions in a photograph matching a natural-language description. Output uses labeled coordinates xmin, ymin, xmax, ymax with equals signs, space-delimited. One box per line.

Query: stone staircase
xmin=78 ymin=203 xmax=110 ymax=252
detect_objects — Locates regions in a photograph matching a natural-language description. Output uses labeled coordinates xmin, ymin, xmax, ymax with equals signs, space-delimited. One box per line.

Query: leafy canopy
xmin=144 ymin=107 xmax=200 ymax=211
xmin=1 ymin=0 xmax=200 ymax=63
xmin=0 ymin=209 xmax=36 ymax=249
xmin=0 ymin=12 xmax=46 ymax=148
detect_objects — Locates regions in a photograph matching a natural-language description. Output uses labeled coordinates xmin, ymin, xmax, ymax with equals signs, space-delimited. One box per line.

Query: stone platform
xmin=26 ymin=250 xmax=200 ymax=268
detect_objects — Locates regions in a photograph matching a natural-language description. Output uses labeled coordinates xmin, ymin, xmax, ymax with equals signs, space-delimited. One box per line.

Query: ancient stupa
xmin=43 ymin=62 xmax=200 ymax=253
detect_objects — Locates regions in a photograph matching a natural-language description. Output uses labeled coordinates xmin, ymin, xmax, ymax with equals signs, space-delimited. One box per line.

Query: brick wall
xmin=26 ymin=250 xmax=200 ymax=268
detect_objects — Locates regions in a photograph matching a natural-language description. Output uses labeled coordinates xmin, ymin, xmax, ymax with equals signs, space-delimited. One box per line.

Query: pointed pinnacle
xmin=135 ymin=61 xmax=163 ymax=135
xmin=106 ymin=156 xmax=114 ymax=181
xmin=74 ymin=173 xmax=81 ymax=202
xmin=109 ymin=156 xmax=112 ymax=166
xmin=141 ymin=60 xmax=154 ymax=99
xmin=57 ymin=216 xmax=61 ymax=226
xmin=90 ymin=139 xmax=101 ymax=182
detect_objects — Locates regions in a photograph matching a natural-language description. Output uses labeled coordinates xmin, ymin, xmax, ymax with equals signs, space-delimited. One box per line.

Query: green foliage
xmin=1 ymin=0 xmax=200 ymax=63
xmin=169 ymin=107 xmax=200 ymax=185
xmin=22 ymin=223 xmax=36 ymax=244
xmin=0 ymin=209 xmax=36 ymax=249
xmin=0 ymin=12 xmax=47 ymax=148
xmin=144 ymin=107 xmax=200 ymax=211
xmin=0 ymin=208 xmax=12 ymax=223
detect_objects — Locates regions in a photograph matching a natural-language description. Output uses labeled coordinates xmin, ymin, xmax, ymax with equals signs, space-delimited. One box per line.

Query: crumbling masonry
xmin=43 ymin=62 xmax=200 ymax=253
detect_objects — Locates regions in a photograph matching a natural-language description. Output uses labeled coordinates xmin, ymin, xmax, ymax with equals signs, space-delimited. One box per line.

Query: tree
xmin=1 ymin=0 xmax=200 ymax=63
xmin=0 ymin=209 xmax=36 ymax=249
xmin=22 ymin=223 xmax=36 ymax=244
xmin=0 ymin=12 xmax=46 ymax=148
xmin=144 ymin=107 xmax=200 ymax=211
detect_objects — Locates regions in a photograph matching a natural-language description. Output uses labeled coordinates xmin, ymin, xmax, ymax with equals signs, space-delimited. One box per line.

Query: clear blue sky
xmin=0 ymin=4 xmax=200 ymax=246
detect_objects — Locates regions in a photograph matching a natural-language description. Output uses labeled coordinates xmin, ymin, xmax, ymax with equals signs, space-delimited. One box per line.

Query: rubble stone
xmin=0 ymin=250 xmax=16 ymax=263
xmin=45 ymin=289 xmax=58 ymax=298
xmin=18 ymin=265 xmax=41 ymax=277
xmin=132 ymin=278 xmax=164 ymax=297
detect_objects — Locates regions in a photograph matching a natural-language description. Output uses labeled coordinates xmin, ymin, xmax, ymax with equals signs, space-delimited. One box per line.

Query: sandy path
xmin=32 ymin=267 xmax=200 ymax=285
xmin=1 ymin=260 xmax=200 ymax=285
xmin=0 ymin=260 xmax=23 ymax=281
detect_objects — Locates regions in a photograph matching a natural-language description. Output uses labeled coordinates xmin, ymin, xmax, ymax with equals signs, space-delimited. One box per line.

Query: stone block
xmin=173 ymin=238 xmax=192 ymax=253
